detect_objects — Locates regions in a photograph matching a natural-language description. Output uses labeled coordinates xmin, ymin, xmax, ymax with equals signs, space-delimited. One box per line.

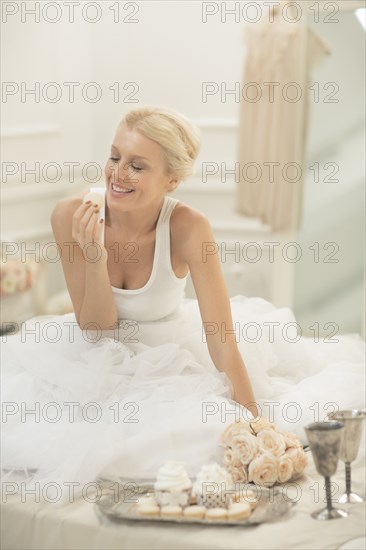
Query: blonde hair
xmin=119 ymin=105 xmax=201 ymax=185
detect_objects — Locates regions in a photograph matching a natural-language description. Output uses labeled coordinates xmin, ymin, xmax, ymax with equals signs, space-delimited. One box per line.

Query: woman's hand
xmin=72 ymin=201 xmax=107 ymax=263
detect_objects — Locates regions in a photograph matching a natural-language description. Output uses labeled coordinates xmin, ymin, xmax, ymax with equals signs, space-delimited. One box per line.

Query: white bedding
xmin=1 ymin=452 xmax=365 ymax=550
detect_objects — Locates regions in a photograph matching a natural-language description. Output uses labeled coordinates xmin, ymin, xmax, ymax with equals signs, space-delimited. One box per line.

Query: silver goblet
xmin=304 ymin=421 xmax=348 ymax=520
xmin=327 ymin=409 xmax=366 ymax=504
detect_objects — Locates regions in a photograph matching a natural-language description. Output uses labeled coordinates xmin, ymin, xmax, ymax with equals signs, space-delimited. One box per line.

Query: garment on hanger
xmin=235 ymin=9 xmax=330 ymax=232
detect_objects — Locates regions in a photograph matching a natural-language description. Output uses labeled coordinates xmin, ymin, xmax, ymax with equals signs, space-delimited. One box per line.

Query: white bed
xmin=1 ymin=452 xmax=365 ymax=550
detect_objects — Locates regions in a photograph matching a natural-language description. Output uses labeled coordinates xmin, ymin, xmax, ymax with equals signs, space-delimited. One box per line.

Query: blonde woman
xmin=1 ymin=106 xmax=364 ymax=497
xmin=51 ymin=105 xmax=258 ymax=418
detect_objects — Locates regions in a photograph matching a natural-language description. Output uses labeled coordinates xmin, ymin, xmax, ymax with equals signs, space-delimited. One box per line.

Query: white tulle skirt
xmin=1 ymin=295 xmax=365 ymax=500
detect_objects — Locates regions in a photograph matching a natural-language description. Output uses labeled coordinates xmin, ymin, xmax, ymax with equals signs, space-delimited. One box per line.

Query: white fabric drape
xmin=235 ymin=2 xmax=330 ymax=232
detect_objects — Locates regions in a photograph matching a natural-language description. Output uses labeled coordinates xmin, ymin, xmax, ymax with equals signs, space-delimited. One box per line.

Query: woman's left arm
xmin=176 ymin=208 xmax=259 ymax=418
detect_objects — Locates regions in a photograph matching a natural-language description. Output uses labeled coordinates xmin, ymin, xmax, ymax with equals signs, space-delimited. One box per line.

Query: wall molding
xmin=1 ymin=225 xmax=54 ymax=244
xmin=1 ymin=179 xmax=84 ymax=204
xmin=191 ymin=118 xmax=238 ymax=130
xmin=1 ymin=126 xmax=60 ymax=138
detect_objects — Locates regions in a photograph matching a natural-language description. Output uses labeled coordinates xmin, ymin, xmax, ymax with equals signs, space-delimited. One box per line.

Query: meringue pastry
xmin=83 ymin=191 xmax=105 ymax=209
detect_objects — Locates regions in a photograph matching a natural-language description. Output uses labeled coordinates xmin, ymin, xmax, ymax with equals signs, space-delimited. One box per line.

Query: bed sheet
xmin=1 ymin=453 xmax=365 ymax=550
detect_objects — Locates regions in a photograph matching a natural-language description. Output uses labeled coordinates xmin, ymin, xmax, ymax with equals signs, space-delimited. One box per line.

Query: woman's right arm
xmin=51 ymin=197 xmax=118 ymax=331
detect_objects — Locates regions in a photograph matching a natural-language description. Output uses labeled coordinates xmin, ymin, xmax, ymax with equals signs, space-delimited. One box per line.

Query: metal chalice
xmin=327 ymin=409 xmax=366 ymax=504
xmin=304 ymin=421 xmax=348 ymax=520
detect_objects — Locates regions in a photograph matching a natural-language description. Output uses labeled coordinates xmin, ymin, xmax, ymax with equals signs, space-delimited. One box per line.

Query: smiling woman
xmin=1 ymin=106 xmax=365 ymax=504
xmin=103 ymin=108 xmax=200 ymax=237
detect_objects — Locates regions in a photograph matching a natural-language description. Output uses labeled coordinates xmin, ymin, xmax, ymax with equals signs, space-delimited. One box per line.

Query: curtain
xmin=235 ymin=2 xmax=330 ymax=232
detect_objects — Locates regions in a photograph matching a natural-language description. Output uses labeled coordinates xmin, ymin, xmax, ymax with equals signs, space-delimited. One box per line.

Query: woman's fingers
xmin=84 ymin=211 xmax=106 ymax=262
xmin=81 ymin=205 xmax=99 ymax=231
xmin=73 ymin=203 xmax=100 ymax=246
xmin=94 ymin=216 xmax=105 ymax=251
xmin=72 ymin=201 xmax=94 ymax=241
xmin=83 ymin=208 xmax=99 ymax=242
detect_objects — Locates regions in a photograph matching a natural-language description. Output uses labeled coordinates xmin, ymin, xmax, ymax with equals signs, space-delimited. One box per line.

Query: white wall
xmin=1 ymin=1 xmax=365 ymax=336
xmin=1 ymin=0 xmax=248 ymax=301
xmin=294 ymin=9 xmax=365 ymax=335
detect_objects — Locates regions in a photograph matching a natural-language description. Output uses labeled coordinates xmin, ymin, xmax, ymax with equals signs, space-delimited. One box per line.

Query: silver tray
xmin=94 ymin=480 xmax=295 ymax=527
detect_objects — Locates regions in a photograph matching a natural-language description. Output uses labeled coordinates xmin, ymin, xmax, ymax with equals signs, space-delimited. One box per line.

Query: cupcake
xmin=193 ymin=463 xmax=234 ymax=508
xmin=154 ymin=461 xmax=192 ymax=507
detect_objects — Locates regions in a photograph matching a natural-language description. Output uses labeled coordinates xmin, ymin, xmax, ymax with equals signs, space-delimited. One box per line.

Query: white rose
xmin=0 ymin=275 xmax=17 ymax=296
xmin=257 ymin=429 xmax=286 ymax=457
xmin=223 ymin=448 xmax=242 ymax=468
xmin=231 ymin=432 xmax=259 ymax=465
xmin=282 ymin=430 xmax=302 ymax=450
xmin=277 ymin=454 xmax=294 ymax=483
xmin=226 ymin=464 xmax=248 ymax=483
xmin=250 ymin=416 xmax=276 ymax=434
xmin=248 ymin=452 xmax=278 ymax=487
xmin=285 ymin=447 xmax=308 ymax=478
xmin=220 ymin=420 xmax=252 ymax=447
xmin=12 ymin=265 xmax=28 ymax=291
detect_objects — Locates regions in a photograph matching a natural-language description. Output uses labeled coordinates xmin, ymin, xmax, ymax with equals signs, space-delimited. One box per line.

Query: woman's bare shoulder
xmin=171 ymin=200 xmax=210 ymax=236
xmin=170 ymin=201 xmax=212 ymax=262
xmin=170 ymin=200 xmax=218 ymax=269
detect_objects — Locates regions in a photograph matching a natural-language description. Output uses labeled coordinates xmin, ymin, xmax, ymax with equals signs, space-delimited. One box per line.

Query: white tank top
xmin=91 ymin=188 xmax=189 ymax=322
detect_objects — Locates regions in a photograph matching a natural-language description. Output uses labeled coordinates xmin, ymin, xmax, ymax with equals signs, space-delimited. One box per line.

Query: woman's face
xmin=105 ymin=123 xmax=177 ymax=209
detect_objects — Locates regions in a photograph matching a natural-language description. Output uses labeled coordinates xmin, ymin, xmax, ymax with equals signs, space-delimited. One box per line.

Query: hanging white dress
xmin=235 ymin=6 xmax=331 ymax=232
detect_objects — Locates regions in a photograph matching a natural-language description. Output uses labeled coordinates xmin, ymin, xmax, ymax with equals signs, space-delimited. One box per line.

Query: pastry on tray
xmin=153 ymin=460 xmax=192 ymax=507
xmin=192 ymin=462 xmax=234 ymax=508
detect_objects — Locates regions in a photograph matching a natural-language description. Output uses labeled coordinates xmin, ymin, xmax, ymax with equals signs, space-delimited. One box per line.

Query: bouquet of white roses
xmin=220 ymin=417 xmax=308 ymax=488
xmin=0 ymin=258 xmax=39 ymax=297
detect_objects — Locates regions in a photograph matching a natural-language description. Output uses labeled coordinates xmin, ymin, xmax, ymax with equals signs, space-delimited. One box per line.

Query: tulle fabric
xmin=1 ymin=294 xmax=365 ymax=504
xmin=135 ymin=295 xmax=365 ymax=434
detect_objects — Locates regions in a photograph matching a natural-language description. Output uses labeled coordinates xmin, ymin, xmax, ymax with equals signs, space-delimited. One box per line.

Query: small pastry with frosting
xmin=136 ymin=496 xmax=158 ymax=507
xmin=183 ymin=505 xmax=207 ymax=519
xmin=205 ymin=507 xmax=228 ymax=521
xmin=135 ymin=504 xmax=160 ymax=517
xmin=193 ymin=463 xmax=234 ymax=508
xmin=230 ymin=488 xmax=259 ymax=509
xmin=154 ymin=460 xmax=192 ymax=508
xmin=227 ymin=501 xmax=251 ymax=521
xmin=160 ymin=505 xmax=183 ymax=518
xmin=83 ymin=190 xmax=105 ymax=209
